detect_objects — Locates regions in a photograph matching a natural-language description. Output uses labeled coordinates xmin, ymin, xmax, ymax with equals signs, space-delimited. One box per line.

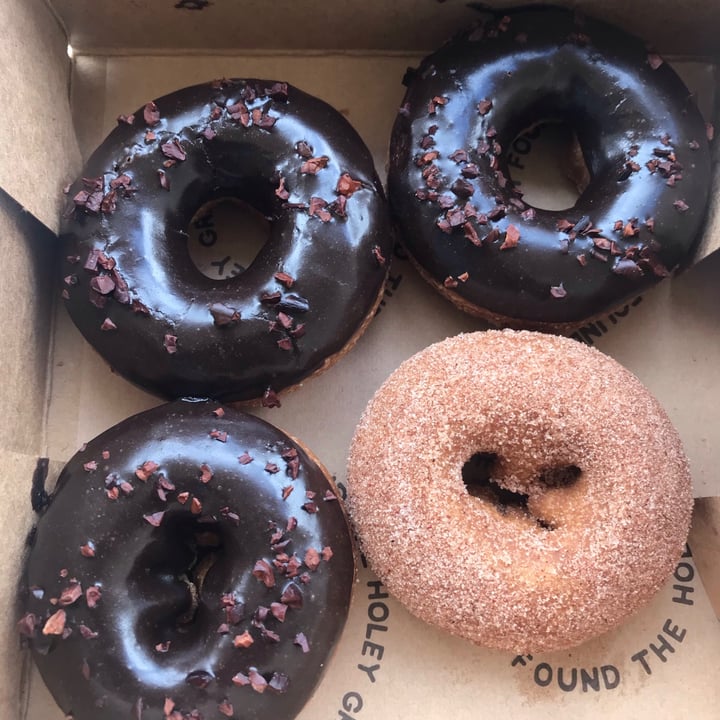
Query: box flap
xmin=51 ymin=0 xmax=720 ymax=56
xmin=0 ymin=192 xmax=58 ymax=456
xmin=0 ymin=0 xmax=81 ymax=233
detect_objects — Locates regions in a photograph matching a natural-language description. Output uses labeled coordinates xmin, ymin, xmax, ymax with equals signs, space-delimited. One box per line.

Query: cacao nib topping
xmin=417 ymin=150 xmax=440 ymax=167
xmin=451 ymin=179 xmax=474 ymax=198
xmin=143 ymin=511 xmax=165 ymax=527
xmin=428 ymin=95 xmax=449 ymax=114
xmin=500 ymin=225 xmax=520 ymax=250
xmin=199 ymin=464 xmax=213 ymax=484
xmin=550 ymin=283 xmax=567 ymax=299
xmin=100 ymin=318 xmax=117 ymax=331
xmin=226 ymin=605 xmax=245 ymax=626
xmin=252 ymin=559 xmax=275 ymax=587
xmin=78 ymin=624 xmax=98 ymax=639
xmin=280 ymin=582 xmax=304 ymax=609
xmin=295 ymin=140 xmax=314 ymax=158
xmin=248 ymin=668 xmax=268 ymax=693
xmin=613 ymin=258 xmax=644 ymax=278
xmin=90 ymin=275 xmax=116 ymax=295
xmin=209 ymin=303 xmax=241 ymax=326
xmin=59 ymin=582 xmax=83 ymax=607
xmin=300 ymin=156 xmax=329 ymax=174
xmin=308 ymin=197 xmax=331 ymax=222
xmin=117 ymin=113 xmax=135 ymax=125
xmin=647 ymin=52 xmax=664 ymax=70
xmin=43 ymin=609 xmax=67 ymax=636
xmin=155 ymin=641 xmax=171 ymax=653
xmin=80 ymin=542 xmax=96 ymax=558
xmin=477 ymin=98 xmax=493 ymax=116
xmin=163 ymin=334 xmax=178 ymax=354
xmin=161 ymin=139 xmax=187 ymax=162
xmin=253 ymin=108 xmax=278 ymax=130
xmin=263 ymin=628 xmax=281 ymax=644
xmin=143 ymin=102 xmax=161 ymax=126
xmin=269 ymin=672 xmax=290 ymax=694
xmin=238 ymin=452 xmax=253 ymax=465
xmin=487 ymin=205 xmax=506 ymax=221
xmin=228 ymin=102 xmax=251 ymax=127
xmin=294 ymin=632 xmax=310 ymax=653
xmin=706 ymin=123 xmax=715 ymax=142
xmin=336 ymin=173 xmax=363 ymax=197
xmin=218 ymin=700 xmax=234 ymax=717
xmin=18 ymin=613 xmax=39 ymax=638
xmin=262 ymin=387 xmax=282 ymax=408
xmin=274 ymin=271 xmax=294 ymax=288
xmin=232 ymin=672 xmax=250 ymax=687
xmin=260 ymin=290 xmax=282 ymax=305
xmin=233 ymin=631 xmax=254 ymax=648
xmin=304 ymin=547 xmax=321 ymax=571
xmin=136 ymin=460 xmax=160 ymax=481
xmin=448 ymin=149 xmax=470 ymax=166
xmin=157 ymin=169 xmax=170 ymax=190
xmin=265 ymin=82 xmax=289 ymax=100
xmin=673 ymin=199 xmax=689 ymax=212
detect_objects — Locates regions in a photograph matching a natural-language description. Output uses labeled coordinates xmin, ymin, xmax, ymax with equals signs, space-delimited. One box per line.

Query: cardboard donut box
xmin=2 ymin=0 xmax=719 ymax=717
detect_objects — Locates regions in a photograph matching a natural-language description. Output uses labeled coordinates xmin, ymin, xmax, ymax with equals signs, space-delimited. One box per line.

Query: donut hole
xmin=506 ymin=120 xmax=592 ymax=211
xmin=462 ymin=451 xmax=529 ymax=511
xmin=538 ymin=463 xmax=582 ymax=488
xmin=462 ymin=453 xmax=582 ymax=529
xmin=187 ymin=197 xmax=272 ymax=280
xmin=129 ymin=511 xmax=228 ymax=640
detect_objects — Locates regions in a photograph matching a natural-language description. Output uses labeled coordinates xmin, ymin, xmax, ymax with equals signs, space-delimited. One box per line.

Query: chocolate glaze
xmin=388 ymin=6 xmax=712 ymax=327
xmin=20 ymin=399 xmax=354 ymax=720
xmin=61 ymin=79 xmax=391 ymax=402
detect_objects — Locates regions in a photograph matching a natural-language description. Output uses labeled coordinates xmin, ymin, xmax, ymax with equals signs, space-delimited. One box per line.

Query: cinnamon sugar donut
xmin=347 ymin=331 xmax=692 ymax=652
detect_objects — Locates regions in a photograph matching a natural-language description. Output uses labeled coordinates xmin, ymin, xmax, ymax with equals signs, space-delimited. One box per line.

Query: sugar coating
xmin=346 ymin=330 xmax=692 ymax=653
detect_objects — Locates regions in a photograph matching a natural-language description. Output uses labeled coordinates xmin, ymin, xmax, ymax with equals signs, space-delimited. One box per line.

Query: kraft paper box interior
xmin=2 ymin=0 xmax=720 ymax=718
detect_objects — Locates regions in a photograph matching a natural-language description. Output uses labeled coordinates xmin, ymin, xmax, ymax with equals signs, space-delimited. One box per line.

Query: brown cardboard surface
xmin=0 ymin=194 xmax=57 ymax=457
xmin=7 ymin=3 xmax=720 ymax=718
xmin=690 ymin=497 xmax=720 ymax=619
xmin=0 ymin=0 xmax=81 ymax=233
xmin=50 ymin=0 xmax=720 ymax=57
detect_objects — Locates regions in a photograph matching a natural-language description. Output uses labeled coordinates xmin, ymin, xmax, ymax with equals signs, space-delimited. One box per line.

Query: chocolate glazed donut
xmin=61 ymin=79 xmax=392 ymax=403
xmin=19 ymin=399 xmax=355 ymax=720
xmin=388 ymin=6 xmax=712 ymax=329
